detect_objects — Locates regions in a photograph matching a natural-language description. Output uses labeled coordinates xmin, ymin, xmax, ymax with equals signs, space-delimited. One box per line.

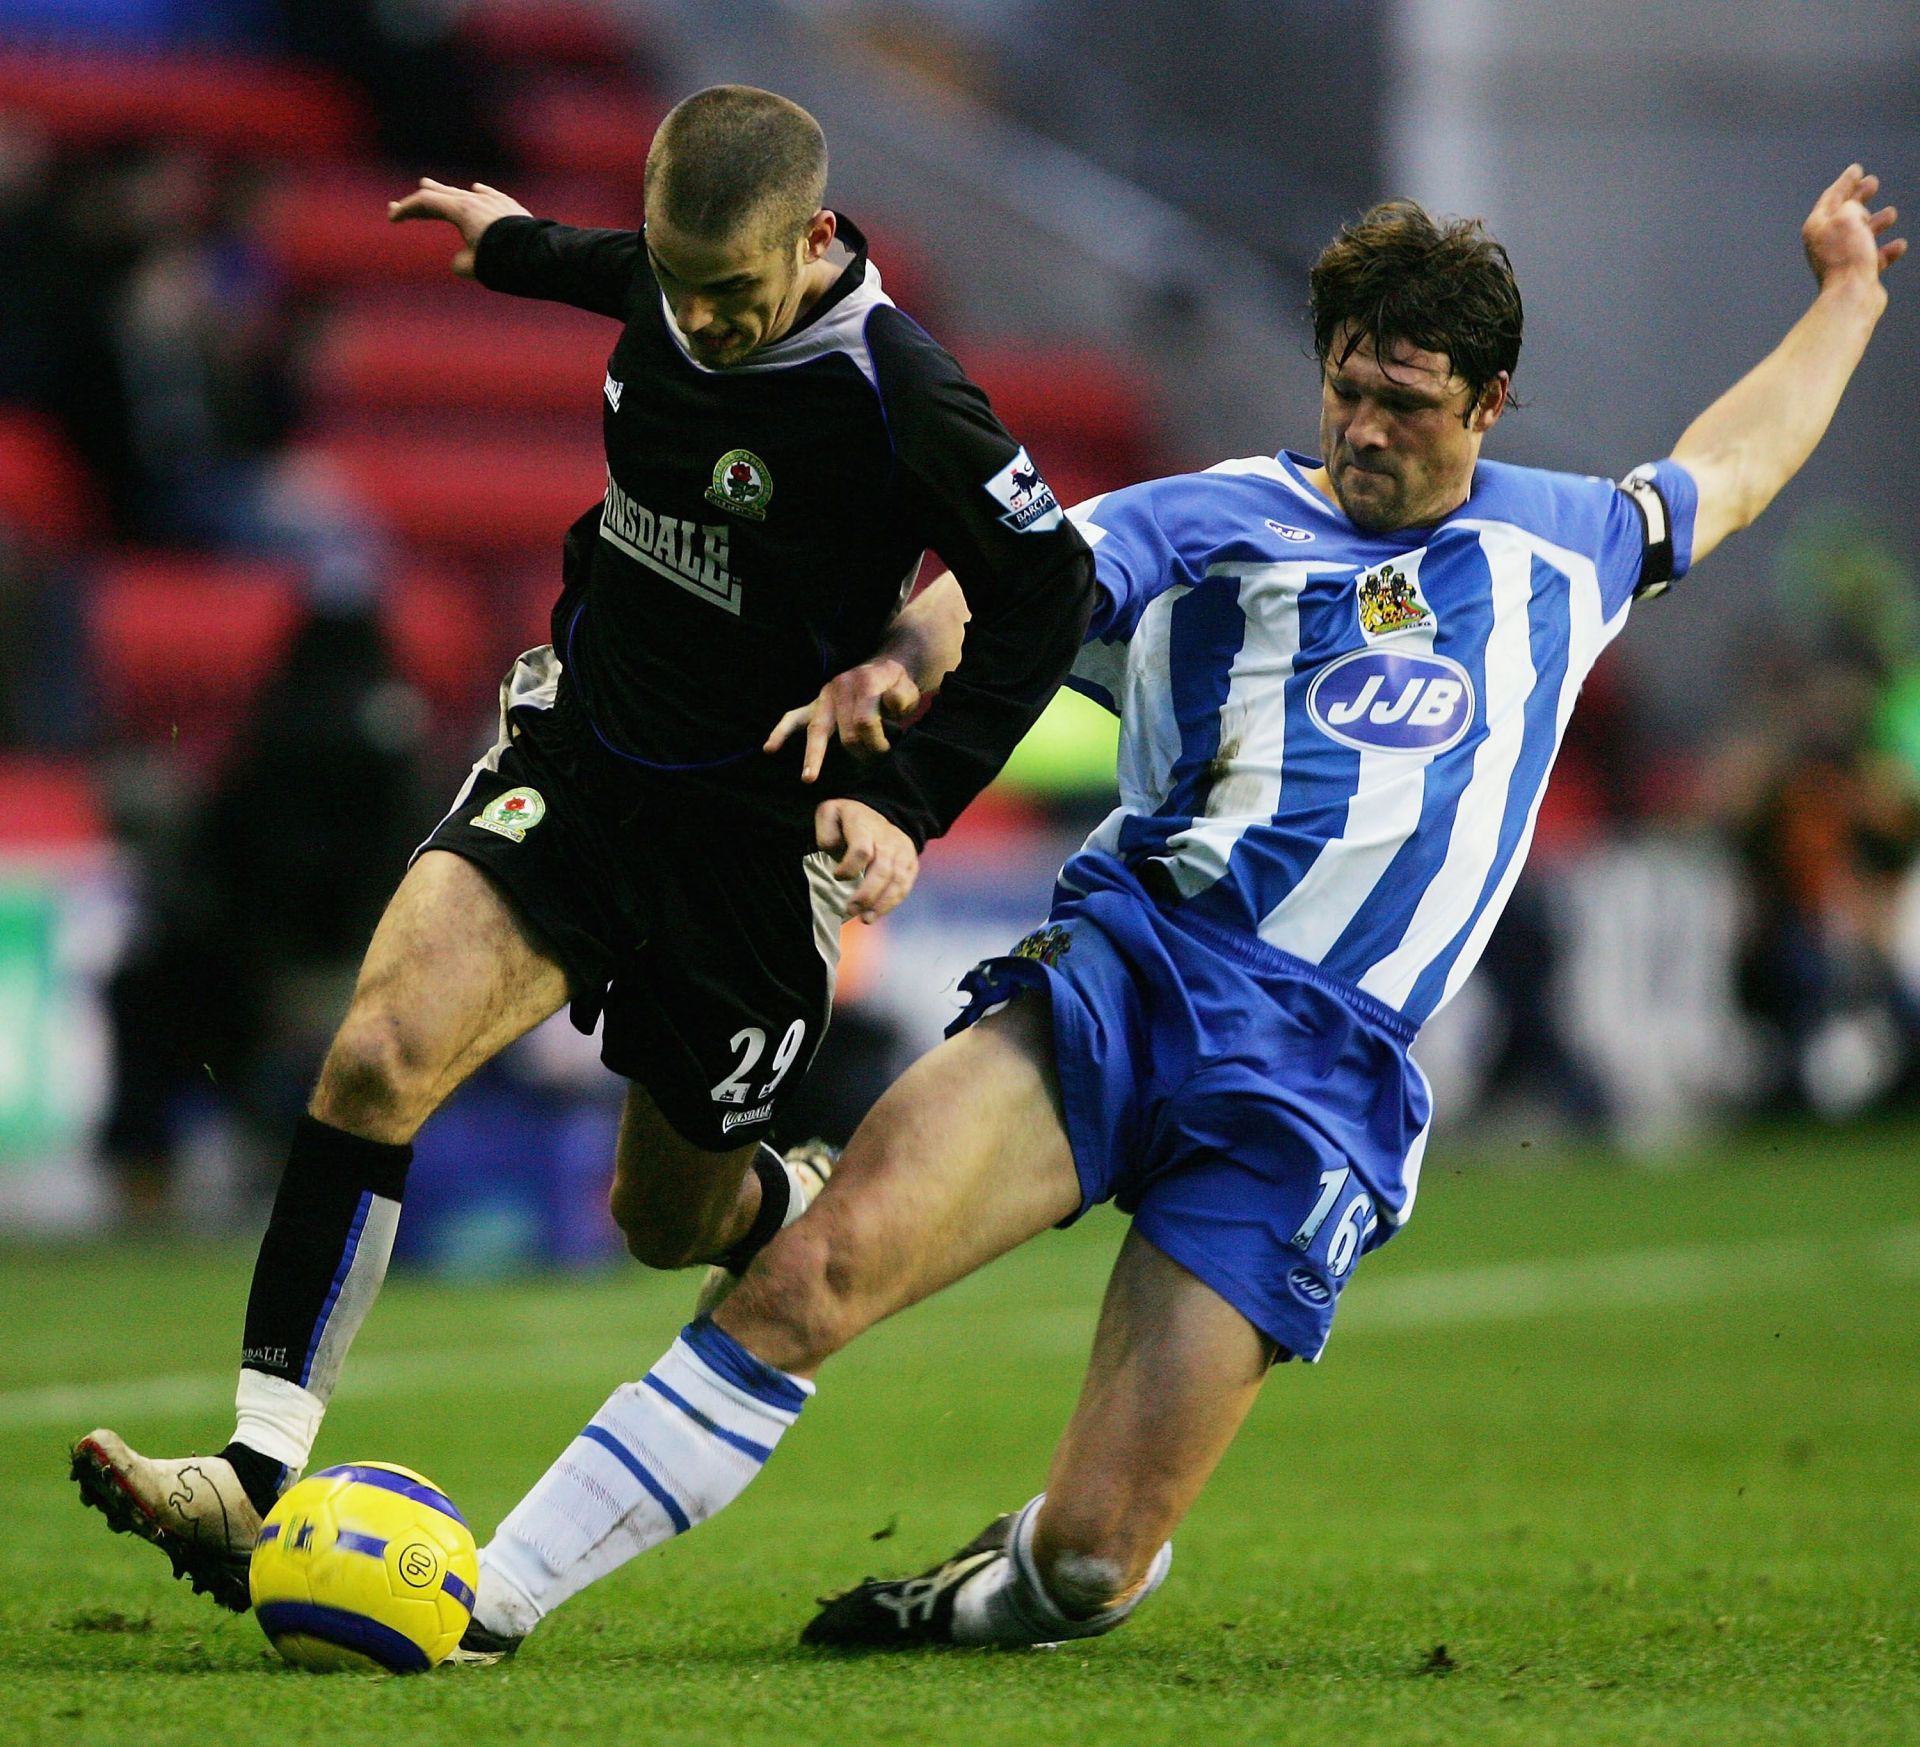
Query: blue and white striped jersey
xmin=1066 ymin=449 xmax=1698 ymax=1029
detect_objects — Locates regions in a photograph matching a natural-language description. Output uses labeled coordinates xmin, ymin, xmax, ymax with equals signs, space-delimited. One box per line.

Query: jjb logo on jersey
xmin=1307 ymin=649 xmax=1475 ymax=755
xmin=983 ymin=448 xmax=1063 ymax=534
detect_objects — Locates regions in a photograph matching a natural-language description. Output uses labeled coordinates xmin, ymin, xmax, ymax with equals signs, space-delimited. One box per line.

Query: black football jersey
xmin=473 ymin=213 xmax=1095 ymax=847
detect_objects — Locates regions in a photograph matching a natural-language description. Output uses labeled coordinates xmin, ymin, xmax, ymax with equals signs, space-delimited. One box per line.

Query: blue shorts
xmin=949 ymin=852 xmax=1431 ymax=1360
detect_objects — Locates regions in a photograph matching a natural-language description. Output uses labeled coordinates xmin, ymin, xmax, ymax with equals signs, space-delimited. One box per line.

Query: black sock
xmin=240 ymin=1114 xmax=412 ymax=1394
xmin=714 ymin=1143 xmax=793 ymax=1275
xmin=219 ymin=1440 xmax=291 ymax=1519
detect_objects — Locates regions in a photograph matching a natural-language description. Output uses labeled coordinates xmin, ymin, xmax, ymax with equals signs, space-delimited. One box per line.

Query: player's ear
xmin=1468 ymin=372 xmax=1510 ymax=434
xmin=800 ymin=208 xmax=836 ymax=264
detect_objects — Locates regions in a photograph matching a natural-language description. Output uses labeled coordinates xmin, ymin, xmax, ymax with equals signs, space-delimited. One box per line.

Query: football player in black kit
xmin=71 ymin=84 xmax=1096 ymax=1611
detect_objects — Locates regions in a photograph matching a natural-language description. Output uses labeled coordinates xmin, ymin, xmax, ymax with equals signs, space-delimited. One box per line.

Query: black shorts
xmin=415 ymin=647 xmax=854 ymax=1151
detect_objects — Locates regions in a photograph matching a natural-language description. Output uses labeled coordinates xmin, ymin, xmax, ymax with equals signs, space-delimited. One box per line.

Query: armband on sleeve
xmin=1620 ymin=467 xmax=1677 ymax=600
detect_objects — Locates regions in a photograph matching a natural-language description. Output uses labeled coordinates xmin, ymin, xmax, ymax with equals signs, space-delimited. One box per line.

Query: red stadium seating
xmin=498 ymin=554 xmax=568 ymax=657
xmin=307 ymin=297 xmax=612 ymax=416
xmin=512 ymin=175 xmax=643 ymax=231
xmin=382 ymin=566 xmax=495 ymax=717
xmin=943 ymin=345 xmax=1159 ymax=504
xmin=0 ymin=755 xmax=105 ymax=849
xmin=296 ymin=431 xmax=604 ymax=554
xmin=504 ymin=74 xmax=664 ymax=185
xmin=459 ymin=0 xmax=635 ymax=68
xmin=961 ymin=346 xmax=1154 ymax=471
xmin=254 ymin=170 xmax=469 ymax=289
xmin=0 ymin=410 xmax=91 ymax=546
xmin=255 ymin=170 xmax=640 ymax=291
xmin=0 ymin=49 xmax=367 ymax=157
xmin=86 ymin=555 xmax=304 ymax=757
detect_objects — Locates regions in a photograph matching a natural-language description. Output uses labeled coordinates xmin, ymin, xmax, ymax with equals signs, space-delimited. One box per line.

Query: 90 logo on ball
xmin=397 ymin=1541 xmax=441 ymax=1588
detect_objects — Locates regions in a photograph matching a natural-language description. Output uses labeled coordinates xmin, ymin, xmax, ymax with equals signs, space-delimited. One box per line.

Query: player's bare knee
xmin=606 ymin=1184 xmax=706 ymax=1270
xmin=312 ymin=1006 xmax=435 ymax=1136
xmin=606 ymin=1174 xmax=683 ymax=1274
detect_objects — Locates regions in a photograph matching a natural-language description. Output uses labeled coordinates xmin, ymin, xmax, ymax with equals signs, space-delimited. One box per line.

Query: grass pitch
xmin=6 ymin=1122 xmax=1920 ymax=1746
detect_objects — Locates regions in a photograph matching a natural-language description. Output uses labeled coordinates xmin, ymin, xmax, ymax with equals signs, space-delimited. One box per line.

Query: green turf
xmin=6 ymin=1122 xmax=1920 ymax=1746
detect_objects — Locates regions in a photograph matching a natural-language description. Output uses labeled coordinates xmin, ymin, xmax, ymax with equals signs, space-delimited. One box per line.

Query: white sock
xmin=231 ymin=1370 xmax=324 ymax=1477
xmin=951 ymin=1494 xmax=1172 ymax=1646
xmin=473 ymin=1319 xmax=812 ymax=1638
xmin=778 ymin=1156 xmax=815 ymax=1227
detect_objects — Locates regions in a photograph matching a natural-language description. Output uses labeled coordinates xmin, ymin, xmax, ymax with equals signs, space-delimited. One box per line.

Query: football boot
xmin=801 ymin=1514 xmax=1017 ymax=1648
xmin=444 ymin=1617 xmax=523 ymax=1667
xmin=69 ymin=1429 xmax=262 ymax=1612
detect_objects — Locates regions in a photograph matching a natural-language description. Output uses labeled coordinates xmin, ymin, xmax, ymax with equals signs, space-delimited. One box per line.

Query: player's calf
xmin=609 ymin=1130 xmax=809 ymax=1274
xmin=711 ymin=1196 xmax=877 ymax=1375
xmin=692 ymin=1139 xmax=836 ymax=1314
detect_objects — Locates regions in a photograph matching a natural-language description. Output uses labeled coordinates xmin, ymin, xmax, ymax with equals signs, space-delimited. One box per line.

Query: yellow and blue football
xmin=249 ymin=1461 xmax=478 ymax=1673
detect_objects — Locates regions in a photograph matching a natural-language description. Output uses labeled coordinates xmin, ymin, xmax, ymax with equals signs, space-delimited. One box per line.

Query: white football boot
xmin=70 ymin=1429 xmax=264 ymax=1612
xmin=692 ymin=1139 xmax=838 ymax=1318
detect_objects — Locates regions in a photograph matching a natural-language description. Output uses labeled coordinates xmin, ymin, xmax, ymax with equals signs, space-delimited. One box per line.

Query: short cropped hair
xmin=1309 ymin=201 xmax=1524 ymax=418
xmin=644 ymin=85 xmax=827 ymax=248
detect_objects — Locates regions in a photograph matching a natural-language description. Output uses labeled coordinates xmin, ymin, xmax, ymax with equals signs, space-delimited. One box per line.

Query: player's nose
xmin=674 ymin=294 xmax=717 ymax=334
xmin=1346 ymin=404 xmax=1391 ymax=450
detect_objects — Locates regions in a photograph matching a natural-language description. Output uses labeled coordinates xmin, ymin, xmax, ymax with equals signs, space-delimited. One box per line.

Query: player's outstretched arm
xmin=765 ymin=572 xmax=971 ymax=782
xmin=1671 ymin=165 xmax=1904 ymax=565
xmin=386 ymin=178 xmax=532 ymax=279
xmin=388 ymin=180 xmax=639 ymax=317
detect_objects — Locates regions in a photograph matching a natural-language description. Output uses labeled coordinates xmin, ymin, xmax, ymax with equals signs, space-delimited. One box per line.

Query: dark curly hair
xmin=1309 ymin=201 xmax=1524 ymax=422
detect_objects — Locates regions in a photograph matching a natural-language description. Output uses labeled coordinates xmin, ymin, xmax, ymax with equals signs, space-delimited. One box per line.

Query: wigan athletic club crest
xmin=472 ymin=786 xmax=547 ymax=843
xmin=704 ymin=448 xmax=773 ymax=521
xmin=1010 ymin=923 xmax=1072 ymax=967
xmin=1356 ymin=561 xmax=1435 ymax=638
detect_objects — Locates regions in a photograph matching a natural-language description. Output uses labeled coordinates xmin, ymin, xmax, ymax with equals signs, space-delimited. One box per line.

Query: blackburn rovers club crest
xmin=472 ymin=786 xmax=547 ymax=843
xmin=1356 ymin=562 xmax=1435 ymax=638
xmin=1010 ymin=924 xmax=1072 ymax=967
xmin=705 ymin=448 xmax=772 ymax=521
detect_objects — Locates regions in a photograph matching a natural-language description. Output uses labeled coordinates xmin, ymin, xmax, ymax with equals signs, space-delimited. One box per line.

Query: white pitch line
xmin=5 ymin=1224 xmax=1917 ymax=1433
xmin=1344 ymin=1222 xmax=1920 ymax=1332
xmin=0 ymin=1331 xmax=650 ymax=1435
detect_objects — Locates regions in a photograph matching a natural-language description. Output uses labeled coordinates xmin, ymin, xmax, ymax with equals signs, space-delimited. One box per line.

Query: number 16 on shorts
xmin=1289 ymin=1167 xmax=1379 ymax=1279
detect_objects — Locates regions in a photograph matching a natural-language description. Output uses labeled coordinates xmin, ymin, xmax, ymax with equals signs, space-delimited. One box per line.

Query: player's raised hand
xmin=765 ymin=657 xmax=923 ymax=783
xmin=386 ymin=178 xmax=531 ymax=278
xmin=814 ymin=797 xmax=918 ymax=922
xmin=1803 ymin=165 xmax=1905 ymax=293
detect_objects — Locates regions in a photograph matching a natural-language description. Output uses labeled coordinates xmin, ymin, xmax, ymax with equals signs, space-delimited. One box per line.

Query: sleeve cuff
xmin=471 ymin=214 xmax=541 ymax=290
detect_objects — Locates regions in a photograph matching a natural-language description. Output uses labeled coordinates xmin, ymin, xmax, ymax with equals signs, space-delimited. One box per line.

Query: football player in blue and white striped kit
xmin=457 ymin=167 xmax=1903 ymax=1658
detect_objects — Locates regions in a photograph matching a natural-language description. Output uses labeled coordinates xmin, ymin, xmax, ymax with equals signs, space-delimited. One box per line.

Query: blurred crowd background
xmin=1 ymin=0 xmax=1916 ymax=1267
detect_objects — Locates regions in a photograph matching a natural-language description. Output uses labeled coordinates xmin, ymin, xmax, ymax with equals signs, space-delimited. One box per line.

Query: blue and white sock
xmin=473 ymin=1318 xmax=812 ymax=1637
